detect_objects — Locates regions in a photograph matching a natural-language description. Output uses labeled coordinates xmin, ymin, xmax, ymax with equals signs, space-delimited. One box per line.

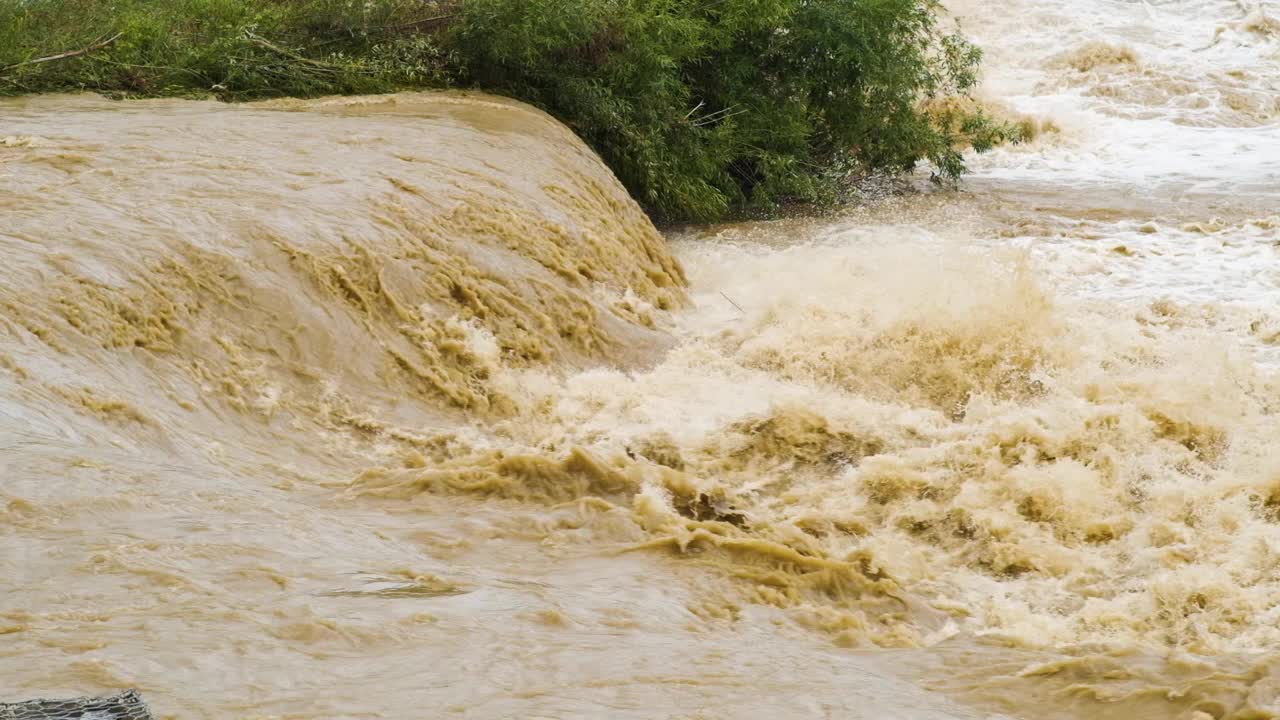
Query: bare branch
xmin=720 ymin=292 xmax=746 ymax=314
xmin=2 ymin=32 xmax=123 ymax=73
xmin=244 ymin=32 xmax=337 ymax=70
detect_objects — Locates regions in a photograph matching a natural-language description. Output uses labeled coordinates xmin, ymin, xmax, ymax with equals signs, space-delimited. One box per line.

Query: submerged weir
xmin=3 ymin=0 xmax=1280 ymax=718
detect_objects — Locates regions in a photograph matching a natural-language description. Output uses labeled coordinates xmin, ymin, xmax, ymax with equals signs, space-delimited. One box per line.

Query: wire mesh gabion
xmin=0 ymin=690 xmax=154 ymax=720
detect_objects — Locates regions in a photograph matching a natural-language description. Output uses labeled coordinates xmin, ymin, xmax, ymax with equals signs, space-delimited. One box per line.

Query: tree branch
xmin=2 ymin=32 xmax=123 ymax=73
xmin=244 ymin=32 xmax=336 ymax=69
xmin=376 ymin=12 xmax=457 ymax=34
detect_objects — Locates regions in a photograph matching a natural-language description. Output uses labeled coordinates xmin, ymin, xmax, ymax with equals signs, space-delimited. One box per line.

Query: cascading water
xmin=2 ymin=1 xmax=1278 ymax=717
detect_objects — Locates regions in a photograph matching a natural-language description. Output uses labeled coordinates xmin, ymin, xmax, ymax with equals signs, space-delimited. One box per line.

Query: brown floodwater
xmin=3 ymin=0 xmax=1280 ymax=718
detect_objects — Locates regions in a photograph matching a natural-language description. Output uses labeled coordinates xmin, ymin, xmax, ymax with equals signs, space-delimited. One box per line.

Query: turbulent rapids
xmin=4 ymin=0 xmax=1280 ymax=719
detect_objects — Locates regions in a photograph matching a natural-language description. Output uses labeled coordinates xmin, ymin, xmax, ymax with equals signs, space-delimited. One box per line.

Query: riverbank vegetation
xmin=0 ymin=0 xmax=1021 ymax=220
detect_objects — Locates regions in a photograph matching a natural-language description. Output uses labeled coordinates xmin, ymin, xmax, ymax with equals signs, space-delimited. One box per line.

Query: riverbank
xmin=1 ymin=0 xmax=1020 ymax=221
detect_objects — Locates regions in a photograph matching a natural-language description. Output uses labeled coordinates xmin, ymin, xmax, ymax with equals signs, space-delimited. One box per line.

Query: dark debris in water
xmin=0 ymin=690 xmax=154 ymax=720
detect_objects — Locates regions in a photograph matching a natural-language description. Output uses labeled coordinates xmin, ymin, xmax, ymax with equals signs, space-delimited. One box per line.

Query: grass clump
xmin=0 ymin=0 xmax=1020 ymax=221
xmin=0 ymin=0 xmax=457 ymax=98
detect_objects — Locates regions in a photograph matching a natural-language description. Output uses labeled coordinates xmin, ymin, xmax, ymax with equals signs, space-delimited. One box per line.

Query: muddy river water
xmin=2 ymin=0 xmax=1279 ymax=718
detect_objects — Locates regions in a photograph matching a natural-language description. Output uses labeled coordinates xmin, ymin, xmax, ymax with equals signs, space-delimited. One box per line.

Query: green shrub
xmin=449 ymin=0 xmax=1016 ymax=219
xmin=0 ymin=0 xmax=1016 ymax=221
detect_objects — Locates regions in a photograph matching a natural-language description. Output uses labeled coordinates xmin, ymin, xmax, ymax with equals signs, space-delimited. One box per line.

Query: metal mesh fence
xmin=0 ymin=691 xmax=153 ymax=720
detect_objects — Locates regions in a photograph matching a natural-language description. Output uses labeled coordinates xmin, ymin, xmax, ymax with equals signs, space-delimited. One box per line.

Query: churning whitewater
xmin=3 ymin=0 xmax=1279 ymax=718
